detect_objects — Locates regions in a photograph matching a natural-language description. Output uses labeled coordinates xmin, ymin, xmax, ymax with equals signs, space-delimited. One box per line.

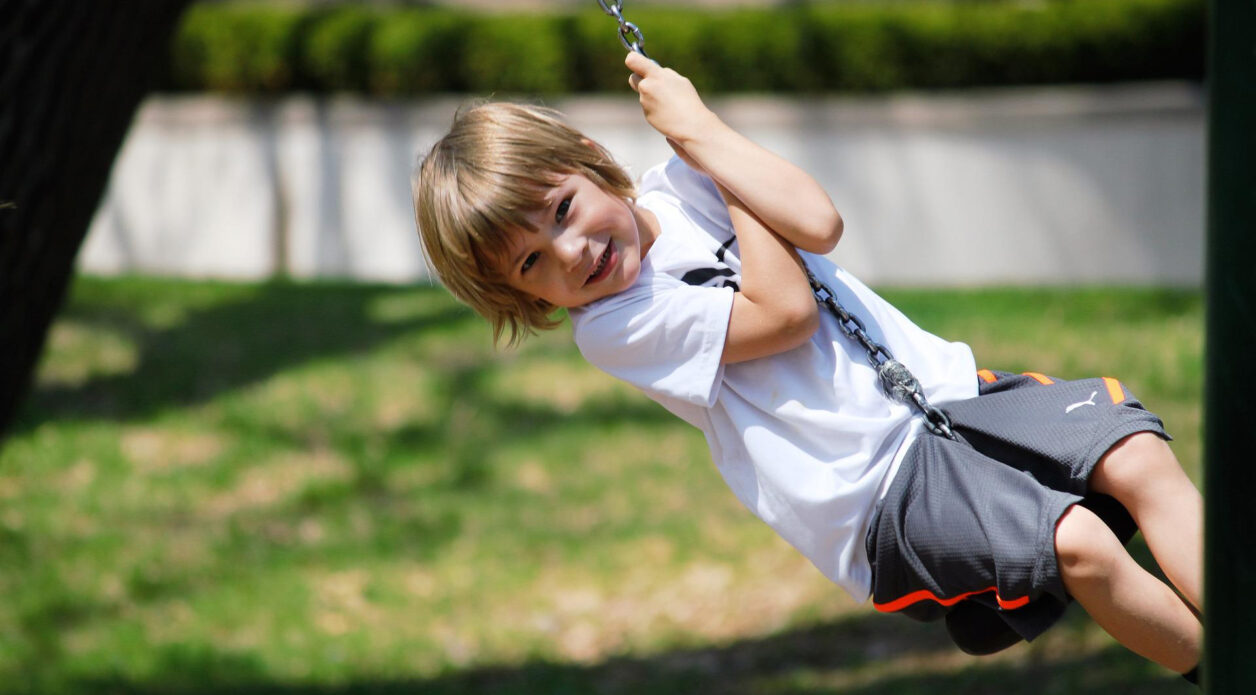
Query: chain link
xmin=596 ymin=0 xmax=650 ymax=58
xmin=807 ymin=269 xmax=957 ymax=440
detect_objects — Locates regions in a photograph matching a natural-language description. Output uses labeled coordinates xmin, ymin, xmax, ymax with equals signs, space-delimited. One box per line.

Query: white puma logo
xmin=1066 ymin=391 xmax=1098 ymax=414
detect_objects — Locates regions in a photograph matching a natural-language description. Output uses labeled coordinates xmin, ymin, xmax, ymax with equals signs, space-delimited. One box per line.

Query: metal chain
xmin=807 ymin=269 xmax=957 ymax=440
xmin=593 ymin=1 xmax=945 ymax=439
xmin=596 ymin=0 xmax=650 ymax=58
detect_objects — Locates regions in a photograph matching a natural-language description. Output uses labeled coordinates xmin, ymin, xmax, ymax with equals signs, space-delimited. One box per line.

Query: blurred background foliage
xmin=164 ymin=0 xmax=1205 ymax=95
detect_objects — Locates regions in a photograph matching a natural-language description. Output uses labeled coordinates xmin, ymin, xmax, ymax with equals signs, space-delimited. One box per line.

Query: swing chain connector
xmin=807 ymin=269 xmax=957 ymax=441
xmin=596 ymin=0 xmax=650 ymax=58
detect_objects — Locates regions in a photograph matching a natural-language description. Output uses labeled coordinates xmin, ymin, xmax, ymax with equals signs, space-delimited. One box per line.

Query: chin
xmin=619 ymin=253 xmax=641 ymax=283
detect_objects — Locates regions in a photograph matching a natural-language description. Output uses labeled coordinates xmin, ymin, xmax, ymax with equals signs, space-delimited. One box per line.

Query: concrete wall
xmin=81 ymin=83 xmax=1205 ymax=286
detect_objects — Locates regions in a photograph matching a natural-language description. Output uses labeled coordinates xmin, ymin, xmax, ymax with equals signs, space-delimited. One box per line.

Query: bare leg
xmin=1055 ymin=504 xmax=1201 ymax=672
xmin=1089 ymin=432 xmax=1203 ymax=611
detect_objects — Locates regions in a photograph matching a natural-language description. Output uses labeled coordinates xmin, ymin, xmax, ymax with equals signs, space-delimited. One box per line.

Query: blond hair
xmin=414 ymin=102 xmax=636 ymax=345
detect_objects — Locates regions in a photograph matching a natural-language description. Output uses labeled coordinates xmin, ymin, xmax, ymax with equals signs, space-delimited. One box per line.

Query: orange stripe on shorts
xmin=874 ymin=586 xmax=1031 ymax=613
xmin=1022 ymin=372 xmax=1055 ymax=385
xmin=977 ymin=369 xmax=998 ymax=383
xmin=1103 ymin=377 xmax=1125 ymax=404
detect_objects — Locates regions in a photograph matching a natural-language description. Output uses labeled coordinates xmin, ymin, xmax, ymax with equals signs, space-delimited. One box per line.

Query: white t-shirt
xmin=569 ymin=157 xmax=978 ymax=600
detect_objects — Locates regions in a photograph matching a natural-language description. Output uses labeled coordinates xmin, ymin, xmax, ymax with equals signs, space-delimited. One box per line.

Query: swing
xmin=594 ymin=0 xmax=1141 ymax=658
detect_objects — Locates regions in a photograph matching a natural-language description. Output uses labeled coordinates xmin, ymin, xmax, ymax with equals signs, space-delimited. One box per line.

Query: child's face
xmin=497 ymin=172 xmax=653 ymax=309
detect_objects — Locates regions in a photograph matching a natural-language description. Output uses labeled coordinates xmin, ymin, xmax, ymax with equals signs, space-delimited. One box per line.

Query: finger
xmin=624 ymin=50 xmax=654 ymax=75
xmin=628 ymin=73 xmax=641 ymax=92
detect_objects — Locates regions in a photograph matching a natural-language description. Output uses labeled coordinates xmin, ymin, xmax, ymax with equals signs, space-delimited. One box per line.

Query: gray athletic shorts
xmin=865 ymin=370 xmax=1169 ymax=642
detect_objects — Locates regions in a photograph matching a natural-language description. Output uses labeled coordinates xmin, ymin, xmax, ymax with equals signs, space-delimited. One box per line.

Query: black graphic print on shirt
xmin=680 ymin=236 xmax=740 ymax=291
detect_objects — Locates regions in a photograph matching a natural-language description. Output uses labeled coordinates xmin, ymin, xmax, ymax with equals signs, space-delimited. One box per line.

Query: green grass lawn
xmin=0 ymin=276 xmax=1202 ymax=694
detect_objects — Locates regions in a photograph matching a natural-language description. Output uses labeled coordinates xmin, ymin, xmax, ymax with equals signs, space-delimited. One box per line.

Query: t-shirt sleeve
xmin=572 ymin=281 xmax=734 ymax=408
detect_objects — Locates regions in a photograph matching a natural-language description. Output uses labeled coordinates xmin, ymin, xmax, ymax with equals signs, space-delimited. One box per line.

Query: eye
xmin=555 ymin=196 xmax=572 ymax=223
xmin=520 ymin=251 xmax=540 ymax=274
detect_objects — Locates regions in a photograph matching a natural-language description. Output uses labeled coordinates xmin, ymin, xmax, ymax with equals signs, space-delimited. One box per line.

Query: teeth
xmin=589 ymin=246 xmax=610 ymax=280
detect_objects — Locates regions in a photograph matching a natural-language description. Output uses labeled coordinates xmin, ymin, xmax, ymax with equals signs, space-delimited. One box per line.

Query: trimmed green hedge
xmin=165 ymin=0 xmax=1204 ymax=95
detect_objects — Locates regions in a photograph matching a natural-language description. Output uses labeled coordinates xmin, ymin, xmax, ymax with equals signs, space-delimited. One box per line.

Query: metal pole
xmin=1203 ymin=0 xmax=1256 ymax=691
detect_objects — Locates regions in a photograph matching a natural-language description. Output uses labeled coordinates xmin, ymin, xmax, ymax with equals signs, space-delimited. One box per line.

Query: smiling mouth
xmin=584 ymin=244 xmax=614 ymax=285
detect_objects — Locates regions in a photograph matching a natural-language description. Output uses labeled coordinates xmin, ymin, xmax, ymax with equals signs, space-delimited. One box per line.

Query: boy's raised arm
xmin=627 ymin=53 xmax=827 ymax=363
xmin=626 ymin=52 xmax=843 ymax=255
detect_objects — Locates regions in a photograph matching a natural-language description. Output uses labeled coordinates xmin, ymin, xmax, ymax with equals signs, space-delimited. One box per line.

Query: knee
xmin=1090 ymin=432 xmax=1178 ymax=501
xmin=1055 ymin=505 xmax=1120 ymax=583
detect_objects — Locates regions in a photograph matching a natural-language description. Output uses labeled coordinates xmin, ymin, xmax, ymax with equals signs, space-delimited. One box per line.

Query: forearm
xmin=679 ymin=114 xmax=843 ymax=255
xmin=624 ymin=53 xmax=842 ymax=255
xmin=715 ymin=182 xmax=819 ymax=364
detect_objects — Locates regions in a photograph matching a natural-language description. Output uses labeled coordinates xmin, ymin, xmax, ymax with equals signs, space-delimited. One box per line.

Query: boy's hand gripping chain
xmin=597 ymin=0 xmax=650 ymax=59
xmin=807 ymin=270 xmax=957 ymax=440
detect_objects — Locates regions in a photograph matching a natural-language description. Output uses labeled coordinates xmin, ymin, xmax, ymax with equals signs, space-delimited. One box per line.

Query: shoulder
xmin=637 ymin=159 xmax=732 ymax=260
xmin=639 ymin=157 xmax=724 ymax=218
xmin=640 ymin=156 xmax=719 ymax=197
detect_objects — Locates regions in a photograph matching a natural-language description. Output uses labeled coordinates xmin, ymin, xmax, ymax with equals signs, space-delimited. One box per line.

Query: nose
xmin=553 ymin=228 xmax=586 ymax=272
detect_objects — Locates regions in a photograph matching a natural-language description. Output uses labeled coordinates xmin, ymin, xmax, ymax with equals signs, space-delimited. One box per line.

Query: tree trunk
xmin=0 ymin=0 xmax=190 ymax=438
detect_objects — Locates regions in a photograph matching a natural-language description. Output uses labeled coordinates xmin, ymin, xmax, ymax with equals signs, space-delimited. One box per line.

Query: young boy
xmin=414 ymin=52 xmax=1203 ymax=681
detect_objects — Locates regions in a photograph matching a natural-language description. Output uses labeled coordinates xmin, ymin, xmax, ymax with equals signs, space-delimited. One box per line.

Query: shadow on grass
xmin=18 ymin=283 xmax=1203 ymax=436
xmin=18 ymin=278 xmax=678 ymax=437
xmin=15 ymin=280 xmax=474 ymax=433
xmin=57 ymin=607 xmax=1193 ymax=695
